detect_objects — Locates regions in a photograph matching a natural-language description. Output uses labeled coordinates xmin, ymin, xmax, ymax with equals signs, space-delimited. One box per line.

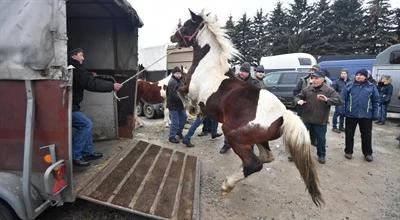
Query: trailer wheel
xmin=136 ymin=102 xmax=144 ymax=116
xmin=143 ymin=103 xmax=156 ymax=119
xmin=0 ymin=201 xmax=16 ymax=220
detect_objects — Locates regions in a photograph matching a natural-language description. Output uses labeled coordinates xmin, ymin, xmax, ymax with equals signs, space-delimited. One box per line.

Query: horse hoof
xmin=221 ymin=180 xmax=234 ymax=195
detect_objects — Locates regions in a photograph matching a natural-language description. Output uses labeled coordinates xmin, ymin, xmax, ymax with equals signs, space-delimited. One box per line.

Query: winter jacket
xmin=166 ymin=75 xmax=184 ymax=111
xmin=295 ymin=83 xmax=343 ymax=125
xmin=69 ymin=59 xmax=114 ymax=112
xmin=341 ymin=80 xmax=379 ymax=119
xmin=250 ymin=77 xmax=266 ymax=89
xmin=293 ymin=74 xmax=332 ymax=96
xmin=377 ymin=83 xmax=393 ymax=105
xmin=332 ymin=78 xmax=349 ymax=114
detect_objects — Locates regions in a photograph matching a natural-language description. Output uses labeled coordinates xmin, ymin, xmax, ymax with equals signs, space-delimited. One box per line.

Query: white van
xmin=372 ymin=44 xmax=400 ymax=113
xmin=260 ymin=53 xmax=317 ymax=73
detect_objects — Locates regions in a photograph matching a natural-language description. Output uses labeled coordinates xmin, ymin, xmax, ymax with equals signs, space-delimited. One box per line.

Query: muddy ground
xmin=39 ymin=113 xmax=400 ymax=220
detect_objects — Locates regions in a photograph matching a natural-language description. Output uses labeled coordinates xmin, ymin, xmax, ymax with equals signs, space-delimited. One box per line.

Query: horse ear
xmin=189 ymin=9 xmax=201 ymax=23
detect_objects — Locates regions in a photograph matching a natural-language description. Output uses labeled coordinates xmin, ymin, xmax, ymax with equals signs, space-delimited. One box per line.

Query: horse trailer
xmin=259 ymin=53 xmax=317 ymax=73
xmin=0 ymin=0 xmax=143 ymax=219
xmin=373 ymin=44 xmax=400 ymax=113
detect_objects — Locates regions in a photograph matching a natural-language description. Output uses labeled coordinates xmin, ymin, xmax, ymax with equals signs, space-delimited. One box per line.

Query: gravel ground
xmin=38 ymin=113 xmax=400 ymax=220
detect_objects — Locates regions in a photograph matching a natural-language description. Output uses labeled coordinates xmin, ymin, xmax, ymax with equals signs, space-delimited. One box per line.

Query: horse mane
xmin=197 ymin=10 xmax=240 ymax=68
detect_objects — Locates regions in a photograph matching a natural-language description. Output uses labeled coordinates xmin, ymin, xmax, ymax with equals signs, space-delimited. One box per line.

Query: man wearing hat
xmin=167 ymin=66 xmax=187 ymax=143
xmin=69 ymin=48 xmax=123 ymax=167
xmin=341 ymin=69 xmax=379 ymax=162
xmin=251 ymin=65 xmax=266 ymax=89
xmin=295 ymin=70 xmax=343 ymax=164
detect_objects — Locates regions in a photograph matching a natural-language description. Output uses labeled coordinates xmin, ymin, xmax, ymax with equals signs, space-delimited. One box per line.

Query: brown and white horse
xmin=171 ymin=10 xmax=323 ymax=206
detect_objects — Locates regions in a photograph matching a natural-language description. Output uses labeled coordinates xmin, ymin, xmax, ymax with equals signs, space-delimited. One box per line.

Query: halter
xmin=177 ymin=21 xmax=205 ymax=47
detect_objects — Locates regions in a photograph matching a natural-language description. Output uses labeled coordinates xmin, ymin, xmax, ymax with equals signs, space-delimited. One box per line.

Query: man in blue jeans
xmin=182 ymin=115 xmax=222 ymax=147
xmin=167 ymin=67 xmax=187 ymax=143
xmin=295 ymin=71 xmax=343 ymax=164
xmin=69 ymin=48 xmax=122 ymax=167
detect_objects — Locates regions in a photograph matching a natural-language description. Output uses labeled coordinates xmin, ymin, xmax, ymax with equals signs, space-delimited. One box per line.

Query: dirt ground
xmin=39 ymin=112 xmax=400 ymax=220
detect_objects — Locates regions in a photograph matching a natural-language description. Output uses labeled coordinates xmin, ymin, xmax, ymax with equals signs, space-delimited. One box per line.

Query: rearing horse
xmin=171 ymin=9 xmax=324 ymax=206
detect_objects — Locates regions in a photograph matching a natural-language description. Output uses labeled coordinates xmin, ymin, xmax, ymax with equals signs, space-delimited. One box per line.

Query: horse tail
xmin=281 ymin=110 xmax=324 ymax=206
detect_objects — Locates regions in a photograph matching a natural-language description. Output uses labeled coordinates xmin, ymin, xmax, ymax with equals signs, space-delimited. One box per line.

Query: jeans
xmin=169 ymin=110 xmax=187 ymax=139
xmin=72 ymin=111 xmax=95 ymax=160
xmin=332 ymin=111 xmax=345 ymax=129
xmin=304 ymin=123 xmax=327 ymax=158
xmin=184 ymin=116 xmax=218 ymax=142
xmin=378 ymin=103 xmax=388 ymax=123
xmin=345 ymin=117 xmax=373 ymax=156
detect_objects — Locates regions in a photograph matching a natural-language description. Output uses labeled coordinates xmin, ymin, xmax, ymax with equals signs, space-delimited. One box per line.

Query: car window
xmin=279 ymin=73 xmax=298 ymax=84
xmin=263 ymin=72 xmax=281 ymax=86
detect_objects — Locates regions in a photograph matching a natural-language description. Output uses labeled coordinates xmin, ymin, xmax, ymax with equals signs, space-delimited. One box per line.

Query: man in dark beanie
xmin=251 ymin=65 xmax=266 ymax=89
xmin=236 ymin=62 xmax=251 ymax=82
xmin=341 ymin=68 xmax=379 ymax=162
xmin=167 ymin=66 xmax=187 ymax=143
xmin=69 ymin=48 xmax=122 ymax=167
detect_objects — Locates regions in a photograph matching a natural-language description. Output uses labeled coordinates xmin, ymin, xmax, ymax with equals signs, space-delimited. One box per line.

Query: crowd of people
xmin=68 ymin=46 xmax=396 ymax=168
xmin=165 ymin=61 xmax=396 ymax=165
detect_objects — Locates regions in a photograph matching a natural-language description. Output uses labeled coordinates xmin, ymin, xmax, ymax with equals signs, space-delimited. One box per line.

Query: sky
xmin=128 ymin=0 xmax=400 ymax=49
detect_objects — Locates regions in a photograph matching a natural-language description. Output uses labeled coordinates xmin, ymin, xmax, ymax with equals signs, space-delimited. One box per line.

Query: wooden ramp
xmin=76 ymin=140 xmax=200 ymax=220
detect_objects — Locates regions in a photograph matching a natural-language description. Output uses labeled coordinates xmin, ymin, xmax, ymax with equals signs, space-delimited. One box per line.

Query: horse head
xmin=170 ymin=9 xmax=204 ymax=48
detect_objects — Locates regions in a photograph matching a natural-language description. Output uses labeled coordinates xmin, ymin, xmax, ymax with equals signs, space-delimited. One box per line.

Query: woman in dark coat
xmin=375 ymin=75 xmax=393 ymax=125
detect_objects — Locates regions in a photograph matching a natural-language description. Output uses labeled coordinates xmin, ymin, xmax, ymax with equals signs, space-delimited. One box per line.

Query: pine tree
xmin=325 ymin=0 xmax=365 ymax=54
xmin=287 ymin=0 xmax=313 ymax=53
xmin=306 ymin=0 xmax=333 ymax=55
xmin=364 ymin=0 xmax=394 ymax=54
xmin=249 ymin=9 xmax=269 ymax=64
xmin=235 ymin=13 xmax=253 ymax=62
xmin=389 ymin=8 xmax=400 ymax=44
xmin=267 ymin=2 xmax=290 ymax=55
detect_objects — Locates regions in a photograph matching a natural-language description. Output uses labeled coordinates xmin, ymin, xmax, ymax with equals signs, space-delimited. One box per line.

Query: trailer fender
xmin=0 ymin=172 xmax=27 ymax=220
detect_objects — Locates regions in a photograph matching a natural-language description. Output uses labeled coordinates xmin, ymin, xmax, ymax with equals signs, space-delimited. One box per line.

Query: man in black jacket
xmin=69 ymin=48 xmax=122 ymax=167
xmin=167 ymin=67 xmax=187 ymax=143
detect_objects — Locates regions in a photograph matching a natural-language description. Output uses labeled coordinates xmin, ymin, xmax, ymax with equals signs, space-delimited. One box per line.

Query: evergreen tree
xmin=287 ymin=0 xmax=313 ymax=53
xmin=267 ymin=2 xmax=290 ymax=55
xmin=225 ymin=15 xmax=236 ymax=44
xmin=325 ymin=0 xmax=365 ymax=54
xmin=249 ymin=9 xmax=269 ymax=64
xmin=390 ymin=8 xmax=400 ymax=44
xmin=306 ymin=0 xmax=334 ymax=55
xmin=364 ymin=0 xmax=393 ymax=54
xmin=235 ymin=13 xmax=253 ymax=62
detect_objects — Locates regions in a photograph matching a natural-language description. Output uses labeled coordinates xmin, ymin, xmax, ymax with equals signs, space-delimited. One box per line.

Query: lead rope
xmin=113 ymin=50 xmax=176 ymax=101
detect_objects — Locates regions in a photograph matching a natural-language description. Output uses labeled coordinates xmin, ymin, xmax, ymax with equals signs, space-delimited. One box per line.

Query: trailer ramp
xmin=76 ymin=140 xmax=200 ymax=220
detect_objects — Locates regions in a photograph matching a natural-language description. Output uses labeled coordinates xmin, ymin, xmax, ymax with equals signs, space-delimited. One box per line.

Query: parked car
xmin=319 ymin=59 xmax=375 ymax=81
xmin=263 ymin=71 xmax=309 ymax=108
xmin=260 ymin=53 xmax=317 ymax=73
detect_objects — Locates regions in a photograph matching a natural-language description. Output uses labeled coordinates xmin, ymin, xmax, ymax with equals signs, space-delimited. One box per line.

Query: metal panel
xmin=80 ymin=91 xmax=118 ymax=140
xmin=77 ymin=140 xmax=200 ymax=220
xmin=0 ymin=80 xmax=70 ymax=172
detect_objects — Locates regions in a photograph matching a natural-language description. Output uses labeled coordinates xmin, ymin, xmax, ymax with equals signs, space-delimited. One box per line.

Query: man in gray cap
xmin=295 ymin=70 xmax=343 ymax=164
xmin=251 ymin=65 xmax=266 ymax=89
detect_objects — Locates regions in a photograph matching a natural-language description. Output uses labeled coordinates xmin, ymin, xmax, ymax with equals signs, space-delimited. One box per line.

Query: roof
xmin=67 ymin=0 xmax=143 ymax=28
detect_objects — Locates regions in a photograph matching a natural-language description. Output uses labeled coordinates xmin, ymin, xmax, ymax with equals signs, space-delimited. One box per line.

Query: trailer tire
xmin=143 ymin=103 xmax=156 ymax=119
xmin=136 ymin=102 xmax=144 ymax=116
xmin=0 ymin=201 xmax=16 ymax=220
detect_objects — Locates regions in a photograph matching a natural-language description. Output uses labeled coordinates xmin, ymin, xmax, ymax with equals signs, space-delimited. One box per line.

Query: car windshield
xmin=263 ymin=72 xmax=280 ymax=85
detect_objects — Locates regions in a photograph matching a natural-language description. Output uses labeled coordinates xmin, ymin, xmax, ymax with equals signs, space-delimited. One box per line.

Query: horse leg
xmin=221 ymin=143 xmax=263 ymax=195
xmin=256 ymin=142 xmax=274 ymax=163
xmin=163 ymin=102 xmax=170 ymax=128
